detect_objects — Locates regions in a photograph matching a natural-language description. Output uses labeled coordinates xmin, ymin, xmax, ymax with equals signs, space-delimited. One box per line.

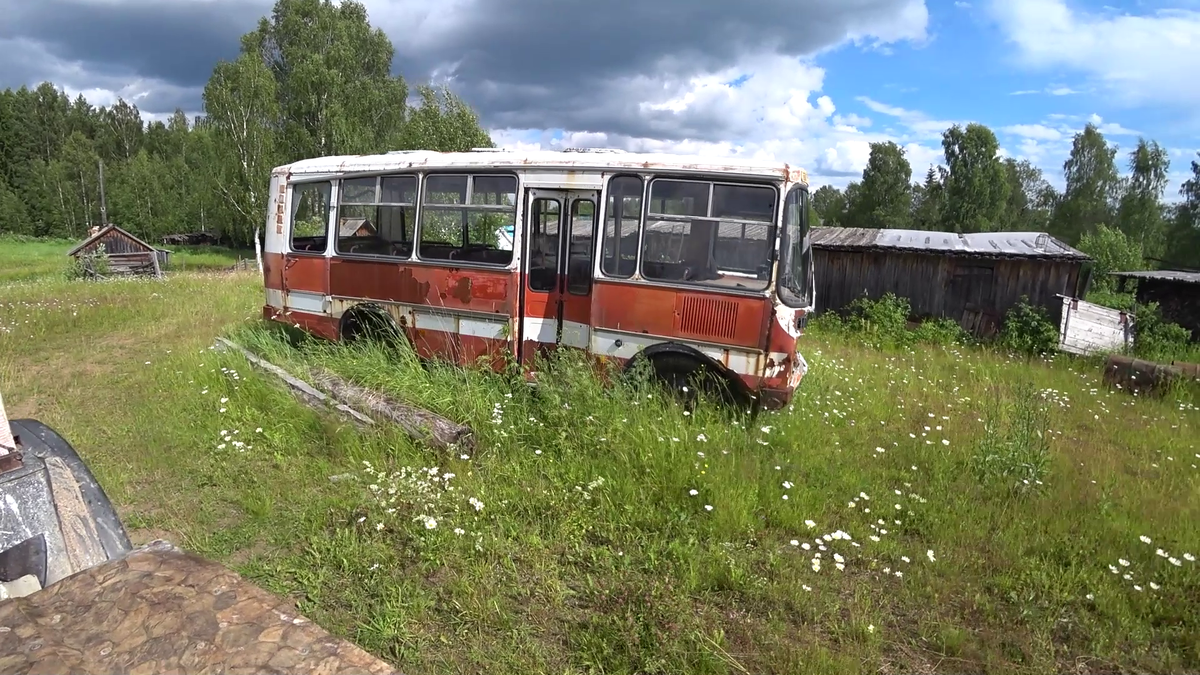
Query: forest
xmin=811 ymin=124 xmax=1200 ymax=273
xmin=0 ymin=0 xmax=492 ymax=249
xmin=1 ymin=0 xmax=1198 ymax=279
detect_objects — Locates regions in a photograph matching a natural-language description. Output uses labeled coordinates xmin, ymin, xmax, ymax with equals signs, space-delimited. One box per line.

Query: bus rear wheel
xmin=647 ymin=352 xmax=741 ymax=410
xmin=340 ymin=307 xmax=404 ymax=348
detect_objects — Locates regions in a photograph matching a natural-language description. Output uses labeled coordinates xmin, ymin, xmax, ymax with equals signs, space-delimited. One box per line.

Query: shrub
xmin=999 ymin=298 xmax=1059 ymax=356
xmin=1078 ymin=223 xmax=1144 ymax=294
xmin=912 ymin=317 xmax=970 ymax=347
xmin=1084 ymin=288 xmax=1136 ymax=312
xmin=65 ymin=244 xmax=111 ymax=280
xmin=809 ymin=294 xmax=969 ymax=348
xmin=968 ymin=384 xmax=1051 ymax=495
xmin=1133 ymin=302 xmax=1194 ymax=362
xmin=843 ymin=293 xmax=910 ymax=341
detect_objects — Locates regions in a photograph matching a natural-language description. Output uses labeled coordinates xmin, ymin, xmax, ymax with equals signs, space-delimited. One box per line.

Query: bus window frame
xmin=636 ymin=175 xmax=780 ymax=293
xmin=598 ymin=173 xmax=646 ymax=280
xmin=287 ymin=178 xmax=334 ymax=256
xmin=331 ymin=172 xmax=421 ymax=261
xmin=415 ymin=170 xmax=521 ymax=269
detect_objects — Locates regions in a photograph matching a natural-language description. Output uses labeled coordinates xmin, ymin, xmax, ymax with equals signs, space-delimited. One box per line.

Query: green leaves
xmin=940 ymin=123 xmax=1009 ymax=234
xmin=846 ymin=141 xmax=912 ymax=229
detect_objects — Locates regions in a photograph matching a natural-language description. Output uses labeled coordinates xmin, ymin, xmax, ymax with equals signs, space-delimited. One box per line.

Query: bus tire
xmin=639 ymin=349 xmax=750 ymax=410
xmin=339 ymin=305 xmax=405 ymax=348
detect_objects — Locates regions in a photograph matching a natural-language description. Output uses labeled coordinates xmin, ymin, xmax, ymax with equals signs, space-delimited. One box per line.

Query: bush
xmin=912 ymin=317 xmax=970 ymax=347
xmin=808 ymin=294 xmax=969 ymax=348
xmin=65 ymin=243 xmax=111 ymax=280
xmin=1078 ymin=223 xmax=1144 ymax=294
xmin=999 ymin=298 xmax=1059 ymax=356
xmin=969 ymin=383 xmax=1051 ymax=495
xmin=1084 ymin=288 xmax=1136 ymax=312
xmin=843 ymin=293 xmax=911 ymax=346
xmin=1133 ymin=302 xmax=1194 ymax=362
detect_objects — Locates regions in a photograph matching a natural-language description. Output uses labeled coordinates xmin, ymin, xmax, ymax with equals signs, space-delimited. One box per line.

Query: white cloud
xmin=1010 ymin=85 xmax=1083 ymax=97
xmin=1002 ymin=124 xmax=1062 ymax=141
xmin=856 ymin=96 xmax=959 ymax=141
xmin=991 ymin=0 xmax=1200 ymax=113
xmin=833 ymin=113 xmax=873 ymax=128
xmin=955 ymin=1 xmax=972 ymax=8
xmin=1086 ymin=113 xmax=1140 ymax=137
xmin=485 ymin=53 xmax=948 ymax=185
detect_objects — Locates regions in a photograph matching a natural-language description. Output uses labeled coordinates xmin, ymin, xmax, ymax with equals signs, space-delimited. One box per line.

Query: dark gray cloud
xmin=0 ymin=0 xmax=925 ymax=142
xmin=378 ymin=0 xmax=925 ymax=138
xmin=0 ymin=0 xmax=262 ymax=90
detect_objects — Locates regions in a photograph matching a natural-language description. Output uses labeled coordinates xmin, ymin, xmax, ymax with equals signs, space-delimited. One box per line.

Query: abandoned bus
xmin=261 ymin=149 xmax=814 ymax=408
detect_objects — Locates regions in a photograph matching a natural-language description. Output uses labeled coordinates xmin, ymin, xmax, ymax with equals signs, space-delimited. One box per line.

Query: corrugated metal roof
xmin=1110 ymin=270 xmax=1200 ymax=284
xmin=809 ymin=227 xmax=1089 ymax=260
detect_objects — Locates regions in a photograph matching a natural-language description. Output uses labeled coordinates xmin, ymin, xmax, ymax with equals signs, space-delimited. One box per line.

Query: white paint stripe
xmin=561 ymin=320 xmax=590 ymax=349
xmin=271 ymin=294 xmax=792 ymax=380
xmin=460 ymin=317 xmax=507 ymax=339
xmin=523 ymin=317 xmax=557 ymax=343
xmin=285 ymin=290 xmax=327 ymax=314
xmin=414 ymin=312 xmax=456 ymax=333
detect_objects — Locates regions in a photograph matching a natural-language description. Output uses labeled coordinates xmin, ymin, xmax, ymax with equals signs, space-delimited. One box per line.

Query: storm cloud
xmin=0 ymin=0 xmax=931 ymax=177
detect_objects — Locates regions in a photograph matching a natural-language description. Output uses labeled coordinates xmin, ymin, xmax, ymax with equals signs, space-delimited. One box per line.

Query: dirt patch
xmin=128 ymin=528 xmax=179 ymax=547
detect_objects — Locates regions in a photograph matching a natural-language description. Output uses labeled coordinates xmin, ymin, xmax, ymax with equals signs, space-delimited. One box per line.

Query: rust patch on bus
xmin=450 ymin=276 xmax=473 ymax=303
xmin=396 ymin=267 xmax=430 ymax=303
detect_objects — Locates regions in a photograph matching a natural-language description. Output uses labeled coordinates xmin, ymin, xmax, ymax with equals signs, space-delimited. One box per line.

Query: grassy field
xmin=1 ymin=244 xmax=1197 ymax=674
xmin=0 ymin=233 xmax=250 ymax=283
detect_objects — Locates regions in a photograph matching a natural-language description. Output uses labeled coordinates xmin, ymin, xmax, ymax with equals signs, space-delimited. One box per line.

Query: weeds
xmin=809 ymin=294 xmax=968 ymax=349
xmin=1133 ymin=302 xmax=1197 ymax=363
xmin=968 ymin=383 xmax=1052 ymax=494
xmin=2 ymin=245 xmax=1198 ymax=675
xmin=999 ymin=297 xmax=1060 ymax=356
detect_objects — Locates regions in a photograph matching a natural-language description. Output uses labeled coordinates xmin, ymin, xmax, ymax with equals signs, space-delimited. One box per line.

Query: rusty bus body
xmin=262 ymin=149 xmax=814 ymax=408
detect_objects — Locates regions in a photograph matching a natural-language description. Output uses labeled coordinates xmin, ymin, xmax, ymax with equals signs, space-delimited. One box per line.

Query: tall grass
xmin=0 ymin=247 xmax=1197 ymax=674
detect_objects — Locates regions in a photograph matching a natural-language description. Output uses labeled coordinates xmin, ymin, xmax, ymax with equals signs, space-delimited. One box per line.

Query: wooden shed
xmin=1111 ymin=270 xmax=1200 ymax=341
xmin=67 ymin=225 xmax=169 ymax=278
xmin=810 ymin=227 xmax=1091 ymax=338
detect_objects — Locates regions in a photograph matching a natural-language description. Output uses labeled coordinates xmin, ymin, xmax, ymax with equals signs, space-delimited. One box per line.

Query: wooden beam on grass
xmin=212 ymin=337 xmax=375 ymax=427
xmin=308 ymin=369 xmax=476 ymax=452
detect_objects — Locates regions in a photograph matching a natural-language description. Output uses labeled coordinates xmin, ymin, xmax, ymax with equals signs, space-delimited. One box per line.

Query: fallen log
xmin=309 ymin=369 xmax=476 ymax=452
xmin=1103 ymin=354 xmax=1182 ymax=396
xmin=212 ymin=338 xmax=375 ymax=426
xmin=1172 ymin=361 xmax=1200 ymax=380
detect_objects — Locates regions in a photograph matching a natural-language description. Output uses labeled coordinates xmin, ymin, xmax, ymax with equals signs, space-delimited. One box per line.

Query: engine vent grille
xmin=677 ymin=295 xmax=739 ymax=342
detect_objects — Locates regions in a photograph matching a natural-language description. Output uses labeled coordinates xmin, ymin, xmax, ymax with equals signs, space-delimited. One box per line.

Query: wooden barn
xmin=67 ymin=225 xmax=170 ymax=278
xmin=1111 ymin=270 xmax=1200 ymax=341
xmin=810 ymin=228 xmax=1091 ymax=337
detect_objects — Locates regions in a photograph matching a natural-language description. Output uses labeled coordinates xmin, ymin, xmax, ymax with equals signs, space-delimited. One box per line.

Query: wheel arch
xmin=624 ymin=341 xmax=755 ymax=405
xmin=338 ymin=302 xmax=407 ymax=345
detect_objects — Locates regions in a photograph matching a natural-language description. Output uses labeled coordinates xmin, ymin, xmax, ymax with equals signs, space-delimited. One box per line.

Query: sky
xmin=1 ymin=0 xmax=1198 ymax=197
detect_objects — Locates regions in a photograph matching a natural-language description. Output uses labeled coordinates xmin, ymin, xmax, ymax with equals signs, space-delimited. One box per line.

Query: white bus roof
xmin=276 ymin=149 xmax=808 ymax=184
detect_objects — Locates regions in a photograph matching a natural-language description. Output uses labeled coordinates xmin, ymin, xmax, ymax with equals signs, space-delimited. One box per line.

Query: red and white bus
xmin=261 ymin=149 xmax=813 ymax=408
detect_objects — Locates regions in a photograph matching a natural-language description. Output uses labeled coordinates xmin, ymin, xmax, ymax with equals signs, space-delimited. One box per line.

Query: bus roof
xmin=276 ymin=149 xmax=809 ymax=184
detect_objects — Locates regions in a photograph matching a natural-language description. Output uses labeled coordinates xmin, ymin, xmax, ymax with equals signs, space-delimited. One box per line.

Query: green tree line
xmin=811 ymin=123 xmax=1200 ymax=271
xmin=0 ymin=0 xmax=492 ymax=248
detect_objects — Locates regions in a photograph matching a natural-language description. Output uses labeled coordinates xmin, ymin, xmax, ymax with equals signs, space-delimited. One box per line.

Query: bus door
xmin=519 ymin=189 xmax=600 ymax=366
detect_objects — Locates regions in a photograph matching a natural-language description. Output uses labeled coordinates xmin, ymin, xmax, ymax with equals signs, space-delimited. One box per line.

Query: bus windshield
xmin=639 ymin=178 xmax=777 ymax=291
xmin=777 ymin=186 xmax=811 ymax=308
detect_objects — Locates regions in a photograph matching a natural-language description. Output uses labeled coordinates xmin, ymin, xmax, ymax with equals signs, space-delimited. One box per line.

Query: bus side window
xmin=602 ymin=176 xmax=642 ymax=278
xmin=420 ymin=174 xmax=516 ymax=266
xmin=290 ymin=181 xmax=332 ymax=253
xmin=567 ymin=199 xmax=596 ymax=295
xmin=335 ymin=175 xmax=416 ymax=258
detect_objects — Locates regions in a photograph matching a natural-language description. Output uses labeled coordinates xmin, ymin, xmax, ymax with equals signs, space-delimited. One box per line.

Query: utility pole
xmin=98 ymin=159 xmax=109 ymax=226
